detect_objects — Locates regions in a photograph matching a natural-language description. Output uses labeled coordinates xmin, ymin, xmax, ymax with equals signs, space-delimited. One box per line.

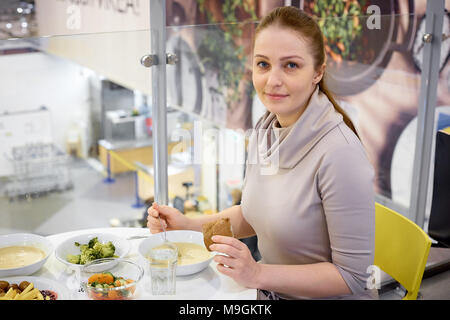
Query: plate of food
xmin=55 ymin=233 xmax=130 ymax=270
xmin=0 ymin=276 xmax=72 ymax=300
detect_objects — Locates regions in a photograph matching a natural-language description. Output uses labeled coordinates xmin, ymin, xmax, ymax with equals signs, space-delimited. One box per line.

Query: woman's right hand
xmin=146 ymin=202 xmax=190 ymax=234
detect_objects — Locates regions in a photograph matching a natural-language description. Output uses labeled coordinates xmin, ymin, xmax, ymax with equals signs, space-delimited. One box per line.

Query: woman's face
xmin=252 ymin=25 xmax=323 ymax=127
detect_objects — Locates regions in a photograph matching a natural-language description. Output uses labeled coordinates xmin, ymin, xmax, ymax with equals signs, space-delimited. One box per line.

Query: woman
xmin=147 ymin=6 xmax=376 ymax=300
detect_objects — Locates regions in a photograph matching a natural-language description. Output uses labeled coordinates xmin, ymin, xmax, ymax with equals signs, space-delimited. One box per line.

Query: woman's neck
xmin=275 ymin=87 xmax=316 ymax=128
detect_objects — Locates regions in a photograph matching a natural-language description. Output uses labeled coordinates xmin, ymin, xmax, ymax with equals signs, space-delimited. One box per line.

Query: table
xmin=35 ymin=227 xmax=256 ymax=300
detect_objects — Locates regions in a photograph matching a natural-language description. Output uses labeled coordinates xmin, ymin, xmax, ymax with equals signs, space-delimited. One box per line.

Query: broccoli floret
xmin=80 ymin=248 xmax=98 ymax=264
xmin=71 ymin=237 xmax=117 ymax=265
xmin=92 ymin=242 xmax=103 ymax=257
xmin=91 ymin=241 xmax=115 ymax=258
xmin=66 ymin=254 xmax=81 ymax=264
xmin=88 ymin=237 xmax=99 ymax=248
xmin=100 ymin=241 xmax=116 ymax=258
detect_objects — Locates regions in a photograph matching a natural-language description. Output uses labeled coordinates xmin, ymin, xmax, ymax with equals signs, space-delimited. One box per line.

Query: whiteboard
xmin=0 ymin=108 xmax=53 ymax=177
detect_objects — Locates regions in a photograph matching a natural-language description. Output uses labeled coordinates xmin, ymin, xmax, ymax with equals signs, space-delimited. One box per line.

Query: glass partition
xmin=161 ymin=5 xmax=441 ymax=223
xmin=326 ymin=11 xmax=425 ymax=218
xmin=0 ymin=30 xmax=153 ymax=235
xmin=0 ymin=1 xmax=446 ymax=237
xmin=164 ymin=21 xmax=256 ymax=216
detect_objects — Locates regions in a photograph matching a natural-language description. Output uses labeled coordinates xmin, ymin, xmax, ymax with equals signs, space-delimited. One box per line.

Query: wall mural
xmin=165 ymin=0 xmax=450 ymax=207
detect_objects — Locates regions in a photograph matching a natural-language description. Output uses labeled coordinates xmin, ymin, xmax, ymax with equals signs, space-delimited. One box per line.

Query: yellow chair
xmin=374 ymin=203 xmax=432 ymax=300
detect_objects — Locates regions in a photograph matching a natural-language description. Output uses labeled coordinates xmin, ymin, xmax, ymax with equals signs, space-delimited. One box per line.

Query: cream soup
xmin=0 ymin=246 xmax=46 ymax=269
xmin=154 ymin=242 xmax=211 ymax=266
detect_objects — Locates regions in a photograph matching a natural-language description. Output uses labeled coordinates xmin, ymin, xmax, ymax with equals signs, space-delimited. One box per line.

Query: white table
xmin=35 ymin=227 xmax=256 ymax=300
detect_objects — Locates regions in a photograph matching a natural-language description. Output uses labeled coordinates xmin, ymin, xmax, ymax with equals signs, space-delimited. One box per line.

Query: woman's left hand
xmin=209 ymin=235 xmax=261 ymax=289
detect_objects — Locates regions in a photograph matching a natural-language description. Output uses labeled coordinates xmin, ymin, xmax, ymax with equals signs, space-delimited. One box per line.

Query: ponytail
xmin=319 ymin=79 xmax=360 ymax=139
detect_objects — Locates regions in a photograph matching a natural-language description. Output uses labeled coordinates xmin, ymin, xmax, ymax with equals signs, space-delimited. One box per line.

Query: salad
xmin=86 ymin=272 xmax=136 ymax=300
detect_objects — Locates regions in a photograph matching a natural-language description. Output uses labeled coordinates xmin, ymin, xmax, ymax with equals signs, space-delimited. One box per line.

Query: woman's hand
xmin=209 ymin=235 xmax=262 ymax=289
xmin=146 ymin=202 xmax=190 ymax=234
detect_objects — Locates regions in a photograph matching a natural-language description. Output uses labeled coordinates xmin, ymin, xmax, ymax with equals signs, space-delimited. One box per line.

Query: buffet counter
xmin=98 ymin=139 xmax=189 ymax=174
xmin=98 ymin=138 xmax=154 ymax=174
xmin=35 ymin=227 xmax=256 ymax=300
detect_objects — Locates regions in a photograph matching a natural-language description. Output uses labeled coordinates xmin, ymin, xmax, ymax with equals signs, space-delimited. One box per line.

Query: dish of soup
xmin=0 ymin=246 xmax=46 ymax=269
xmin=153 ymin=242 xmax=211 ymax=266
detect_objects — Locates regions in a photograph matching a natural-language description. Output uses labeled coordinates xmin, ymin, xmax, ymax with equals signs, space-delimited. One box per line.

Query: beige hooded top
xmin=241 ymin=87 xmax=376 ymax=300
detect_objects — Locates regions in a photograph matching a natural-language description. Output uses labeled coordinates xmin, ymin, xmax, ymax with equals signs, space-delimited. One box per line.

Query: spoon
xmin=127 ymin=211 xmax=168 ymax=241
xmin=158 ymin=215 xmax=168 ymax=242
xmin=127 ymin=215 xmax=168 ymax=242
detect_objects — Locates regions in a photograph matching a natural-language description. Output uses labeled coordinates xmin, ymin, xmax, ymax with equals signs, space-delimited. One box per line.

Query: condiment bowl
xmin=0 ymin=233 xmax=53 ymax=277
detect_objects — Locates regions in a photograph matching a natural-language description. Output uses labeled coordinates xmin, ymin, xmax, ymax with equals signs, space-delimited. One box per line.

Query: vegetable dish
xmin=66 ymin=237 xmax=117 ymax=265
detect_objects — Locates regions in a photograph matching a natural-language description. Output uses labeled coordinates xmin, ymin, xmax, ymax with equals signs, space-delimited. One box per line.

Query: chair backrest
xmin=374 ymin=203 xmax=432 ymax=300
xmin=428 ymin=128 xmax=450 ymax=247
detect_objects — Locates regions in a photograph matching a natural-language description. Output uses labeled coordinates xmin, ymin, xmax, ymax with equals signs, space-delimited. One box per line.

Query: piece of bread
xmin=202 ymin=218 xmax=233 ymax=251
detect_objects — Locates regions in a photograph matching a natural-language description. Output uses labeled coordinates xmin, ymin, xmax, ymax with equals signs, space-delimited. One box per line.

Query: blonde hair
xmin=255 ymin=6 xmax=359 ymax=138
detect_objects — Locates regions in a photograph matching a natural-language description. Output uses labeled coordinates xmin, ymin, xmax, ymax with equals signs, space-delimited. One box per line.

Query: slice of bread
xmin=202 ymin=217 xmax=233 ymax=251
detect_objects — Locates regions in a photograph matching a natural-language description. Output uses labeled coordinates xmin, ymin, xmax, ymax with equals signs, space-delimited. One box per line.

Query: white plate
xmin=55 ymin=233 xmax=130 ymax=270
xmin=1 ymin=276 xmax=72 ymax=300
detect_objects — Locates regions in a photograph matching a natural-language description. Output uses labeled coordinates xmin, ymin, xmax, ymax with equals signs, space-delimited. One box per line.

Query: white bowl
xmin=55 ymin=233 xmax=130 ymax=270
xmin=137 ymin=230 xmax=215 ymax=276
xmin=0 ymin=233 xmax=54 ymax=277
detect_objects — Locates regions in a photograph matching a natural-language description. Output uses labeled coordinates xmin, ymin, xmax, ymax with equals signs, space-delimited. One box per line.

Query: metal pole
xmin=149 ymin=0 xmax=169 ymax=205
xmin=409 ymin=0 xmax=444 ymax=227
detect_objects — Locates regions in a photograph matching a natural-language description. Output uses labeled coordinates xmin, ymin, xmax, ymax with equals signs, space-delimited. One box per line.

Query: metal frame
xmin=409 ymin=0 xmax=445 ymax=227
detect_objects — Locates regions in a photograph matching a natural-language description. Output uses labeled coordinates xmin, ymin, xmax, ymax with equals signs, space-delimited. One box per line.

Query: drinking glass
xmin=148 ymin=242 xmax=178 ymax=295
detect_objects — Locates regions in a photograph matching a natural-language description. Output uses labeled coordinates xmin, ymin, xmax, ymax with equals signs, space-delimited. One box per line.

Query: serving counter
xmin=98 ymin=139 xmax=154 ymax=174
xmin=35 ymin=227 xmax=256 ymax=300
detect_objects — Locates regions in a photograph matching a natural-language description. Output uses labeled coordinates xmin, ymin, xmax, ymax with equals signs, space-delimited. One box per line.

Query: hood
xmin=248 ymin=86 xmax=343 ymax=170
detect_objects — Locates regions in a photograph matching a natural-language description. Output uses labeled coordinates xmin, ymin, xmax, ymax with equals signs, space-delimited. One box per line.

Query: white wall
xmin=35 ymin=0 xmax=150 ymax=36
xmin=33 ymin=0 xmax=152 ymax=97
xmin=0 ymin=51 xmax=93 ymax=175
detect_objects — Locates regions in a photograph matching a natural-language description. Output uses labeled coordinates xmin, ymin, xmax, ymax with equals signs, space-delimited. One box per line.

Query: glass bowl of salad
xmin=80 ymin=258 xmax=144 ymax=300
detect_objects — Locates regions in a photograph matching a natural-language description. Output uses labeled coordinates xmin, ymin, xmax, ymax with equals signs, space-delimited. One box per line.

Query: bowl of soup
xmin=137 ymin=230 xmax=214 ymax=276
xmin=0 ymin=233 xmax=53 ymax=277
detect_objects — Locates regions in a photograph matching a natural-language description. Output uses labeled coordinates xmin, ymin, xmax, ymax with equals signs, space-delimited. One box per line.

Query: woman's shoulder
xmin=317 ymin=123 xmax=373 ymax=169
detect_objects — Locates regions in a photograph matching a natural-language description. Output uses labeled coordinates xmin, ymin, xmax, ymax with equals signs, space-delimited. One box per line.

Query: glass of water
xmin=148 ymin=242 xmax=178 ymax=295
